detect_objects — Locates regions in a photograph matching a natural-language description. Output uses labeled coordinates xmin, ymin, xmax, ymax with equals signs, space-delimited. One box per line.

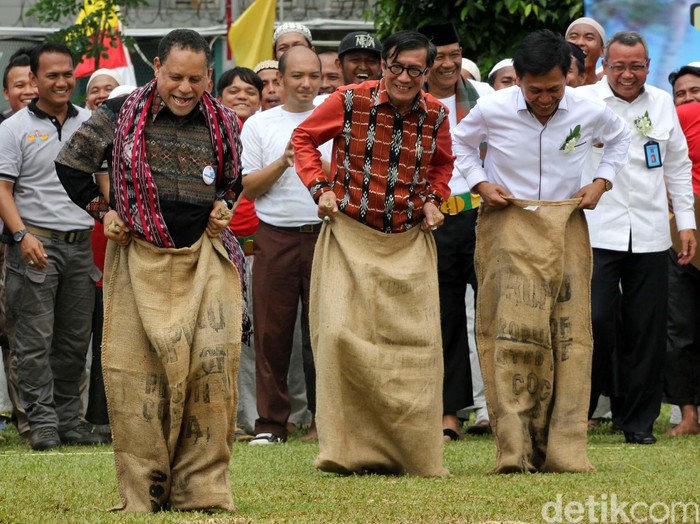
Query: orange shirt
xmin=292 ymin=79 xmax=454 ymax=233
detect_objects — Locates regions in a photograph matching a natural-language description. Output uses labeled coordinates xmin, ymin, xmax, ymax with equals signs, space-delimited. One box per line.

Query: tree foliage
xmin=371 ymin=0 xmax=584 ymax=79
xmin=26 ymin=0 xmax=147 ymax=69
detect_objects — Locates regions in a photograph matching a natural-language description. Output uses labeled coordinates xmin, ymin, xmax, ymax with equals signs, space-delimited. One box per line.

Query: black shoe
xmin=248 ymin=432 xmax=286 ymax=445
xmin=59 ymin=421 xmax=111 ymax=446
xmin=30 ymin=426 xmax=61 ymax=451
xmin=624 ymin=431 xmax=657 ymax=445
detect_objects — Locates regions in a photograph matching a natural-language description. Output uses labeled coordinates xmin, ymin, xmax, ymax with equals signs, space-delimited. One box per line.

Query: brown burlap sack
xmin=475 ymin=198 xmax=595 ymax=474
xmin=102 ymin=234 xmax=241 ymax=511
xmin=310 ymin=213 xmax=448 ymax=477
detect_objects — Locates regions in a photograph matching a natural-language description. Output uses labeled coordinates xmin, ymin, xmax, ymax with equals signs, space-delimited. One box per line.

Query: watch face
xmin=13 ymin=230 xmax=25 ymax=242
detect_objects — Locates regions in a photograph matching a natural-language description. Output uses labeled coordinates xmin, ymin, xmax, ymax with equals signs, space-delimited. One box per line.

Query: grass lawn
xmin=0 ymin=406 xmax=698 ymax=524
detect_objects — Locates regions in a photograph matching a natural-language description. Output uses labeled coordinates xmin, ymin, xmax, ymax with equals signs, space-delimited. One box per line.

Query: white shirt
xmin=452 ymin=85 xmax=630 ymax=201
xmin=241 ymin=105 xmax=331 ymax=227
xmin=577 ymin=80 xmax=695 ymax=252
xmin=468 ymin=79 xmax=495 ymax=98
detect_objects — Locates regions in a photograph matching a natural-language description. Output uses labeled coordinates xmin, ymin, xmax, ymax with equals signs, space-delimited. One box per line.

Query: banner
xmin=585 ymin=0 xmax=700 ymax=91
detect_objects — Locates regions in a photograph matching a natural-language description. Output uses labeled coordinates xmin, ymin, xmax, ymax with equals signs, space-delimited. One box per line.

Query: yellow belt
xmin=237 ymin=235 xmax=254 ymax=256
xmin=439 ymin=193 xmax=481 ymax=215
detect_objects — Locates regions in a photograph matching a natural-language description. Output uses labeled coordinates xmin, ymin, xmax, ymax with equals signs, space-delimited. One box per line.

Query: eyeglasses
xmin=604 ymin=60 xmax=649 ymax=73
xmin=385 ymin=62 xmax=428 ymax=78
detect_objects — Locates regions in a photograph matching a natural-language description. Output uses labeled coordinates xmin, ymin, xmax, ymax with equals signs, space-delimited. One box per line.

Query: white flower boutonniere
xmin=634 ymin=111 xmax=653 ymax=137
xmin=560 ymin=124 xmax=582 ymax=153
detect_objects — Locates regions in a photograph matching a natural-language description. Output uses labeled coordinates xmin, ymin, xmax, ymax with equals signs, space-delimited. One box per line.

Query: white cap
xmin=87 ymin=68 xmax=123 ymax=91
xmin=566 ymin=17 xmax=606 ymax=46
xmin=488 ymin=58 xmax=513 ymax=79
xmin=273 ymin=22 xmax=312 ymax=47
xmin=688 ymin=61 xmax=700 ymax=68
xmin=461 ymin=58 xmax=481 ymax=82
xmin=108 ymin=85 xmax=137 ymax=99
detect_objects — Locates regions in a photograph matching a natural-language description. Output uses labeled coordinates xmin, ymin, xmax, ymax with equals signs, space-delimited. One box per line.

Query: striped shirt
xmin=292 ymin=79 xmax=454 ymax=233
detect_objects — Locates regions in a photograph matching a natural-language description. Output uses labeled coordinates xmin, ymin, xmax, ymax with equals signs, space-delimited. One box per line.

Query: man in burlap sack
xmin=452 ymin=30 xmax=630 ymax=473
xmin=55 ymin=29 xmax=246 ymax=512
xmin=292 ymin=30 xmax=453 ymax=477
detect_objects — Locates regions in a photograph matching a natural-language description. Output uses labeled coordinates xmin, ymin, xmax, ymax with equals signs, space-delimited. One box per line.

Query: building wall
xmin=0 ymin=0 xmax=374 ymax=113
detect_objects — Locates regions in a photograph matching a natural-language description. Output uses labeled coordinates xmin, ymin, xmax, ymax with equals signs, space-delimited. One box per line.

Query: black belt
xmin=268 ymin=223 xmax=322 ymax=233
xmin=26 ymin=225 xmax=93 ymax=244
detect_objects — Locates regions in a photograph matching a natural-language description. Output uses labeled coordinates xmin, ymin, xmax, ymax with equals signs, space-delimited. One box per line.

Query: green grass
xmin=0 ymin=406 xmax=698 ymax=523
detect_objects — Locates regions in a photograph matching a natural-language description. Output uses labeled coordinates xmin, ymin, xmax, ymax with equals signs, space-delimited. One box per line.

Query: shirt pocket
xmin=644 ymin=126 xmax=671 ymax=161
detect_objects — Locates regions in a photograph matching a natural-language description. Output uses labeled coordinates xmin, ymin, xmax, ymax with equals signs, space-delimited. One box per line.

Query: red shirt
xmin=292 ymin=79 xmax=454 ymax=233
xmin=228 ymin=116 xmax=258 ymax=238
xmin=228 ymin=196 xmax=258 ymax=237
xmin=91 ymin=219 xmax=107 ymax=287
xmin=677 ymin=101 xmax=700 ymax=194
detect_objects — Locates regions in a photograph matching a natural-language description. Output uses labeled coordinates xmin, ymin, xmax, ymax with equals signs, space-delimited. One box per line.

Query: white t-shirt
xmin=437 ymin=93 xmax=469 ymax=196
xmin=241 ymin=106 xmax=331 ymax=227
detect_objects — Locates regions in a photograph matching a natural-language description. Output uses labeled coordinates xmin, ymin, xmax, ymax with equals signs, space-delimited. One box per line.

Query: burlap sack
xmin=102 ymin=234 xmax=241 ymax=511
xmin=475 ymin=198 xmax=595 ymax=474
xmin=310 ymin=213 xmax=448 ymax=477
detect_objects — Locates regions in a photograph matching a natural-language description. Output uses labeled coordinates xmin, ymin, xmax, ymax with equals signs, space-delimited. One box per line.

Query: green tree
xmin=26 ymin=0 xmax=147 ymax=68
xmin=371 ymin=0 xmax=584 ymax=80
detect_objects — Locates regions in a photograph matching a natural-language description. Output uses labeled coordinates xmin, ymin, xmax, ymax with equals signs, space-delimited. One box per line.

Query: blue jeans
xmin=4 ymin=235 xmax=98 ymax=432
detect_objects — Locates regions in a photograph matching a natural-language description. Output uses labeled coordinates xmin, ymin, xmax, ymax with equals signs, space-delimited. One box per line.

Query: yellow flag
xmin=228 ymin=0 xmax=278 ymax=68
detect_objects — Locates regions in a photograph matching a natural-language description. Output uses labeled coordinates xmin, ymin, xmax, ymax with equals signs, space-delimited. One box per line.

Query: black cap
xmin=418 ymin=23 xmax=460 ymax=47
xmin=567 ymin=41 xmax=586 ymax=67
xmin=338 ymin=31 xmax=382 ymax=58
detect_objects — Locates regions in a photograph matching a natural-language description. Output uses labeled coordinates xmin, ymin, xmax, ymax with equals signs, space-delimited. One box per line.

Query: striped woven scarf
xmin=112 ymin=78 xmax=241 ymax=248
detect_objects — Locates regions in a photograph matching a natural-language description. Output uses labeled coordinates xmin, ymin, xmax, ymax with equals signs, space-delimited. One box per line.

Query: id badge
xmin=644 ymin=140 xmax=662 ymax=169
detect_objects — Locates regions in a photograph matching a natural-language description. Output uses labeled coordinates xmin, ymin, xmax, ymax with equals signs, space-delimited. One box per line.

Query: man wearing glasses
xmin=292 ymin=31 xmax=453 ymax=476
xmin=578 ymin=31 xmax=696 ymax=445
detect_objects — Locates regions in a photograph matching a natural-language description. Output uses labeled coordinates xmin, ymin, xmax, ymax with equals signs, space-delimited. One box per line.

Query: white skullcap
xmin=688 ymin=61 xmax=700 ymax=68
xmin=108 ymin=85 xmax=137 ymax=99
xmin=489 ymin=58 xmax=513 ymax=79
xmin=253 ymin=60 xmax=279 ymax=73
xmin=273 ymin=23 xmax=312 ymax=47
xmin=87 ymin=68 xmax=123 ymax=90
xmin=461 ymin=58 xmax=481 ymax=82
xmin=566 ymin=17 xmax=606 ymax=46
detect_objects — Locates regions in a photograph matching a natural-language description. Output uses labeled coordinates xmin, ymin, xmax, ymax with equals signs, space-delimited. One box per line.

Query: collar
xmin=515 ymin=86 xmax=569 ymax=115
xmin=27 ymin=98 xmax=79 ymax=120
xmin=598 ymin=78 xmax=647 ymax=103
xmin=375 ymin=78 xmax=427 ymax=115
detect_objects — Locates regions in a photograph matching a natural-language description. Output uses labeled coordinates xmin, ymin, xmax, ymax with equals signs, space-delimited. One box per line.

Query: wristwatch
xmin=595 ymin=178 xmax=613 ymax=192
xmin=13 ymin=229 xmax=28 ymax=243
